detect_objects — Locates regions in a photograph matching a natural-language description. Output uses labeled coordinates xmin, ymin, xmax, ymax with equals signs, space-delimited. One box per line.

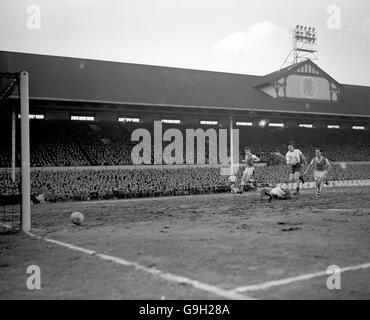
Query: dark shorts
xmin=290 ymin=164 xmax=302 ymax=174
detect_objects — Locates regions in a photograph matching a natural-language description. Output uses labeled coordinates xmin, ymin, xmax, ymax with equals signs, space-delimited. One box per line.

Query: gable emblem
xmin=301 ymin=77 xmax=317 ymax=98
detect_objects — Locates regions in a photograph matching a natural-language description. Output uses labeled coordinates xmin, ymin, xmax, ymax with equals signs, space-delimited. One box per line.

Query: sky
xmin=1 ymin=0 xmax=370 ymax=86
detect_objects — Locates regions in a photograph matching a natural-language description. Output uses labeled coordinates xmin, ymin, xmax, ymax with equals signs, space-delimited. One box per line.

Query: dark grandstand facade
xmin=1 ymin=51 xmax=369 ymax=129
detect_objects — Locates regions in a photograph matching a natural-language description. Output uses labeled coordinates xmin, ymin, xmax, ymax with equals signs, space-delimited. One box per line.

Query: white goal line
xmin=25 ymin=231 xmax=255 ymax=300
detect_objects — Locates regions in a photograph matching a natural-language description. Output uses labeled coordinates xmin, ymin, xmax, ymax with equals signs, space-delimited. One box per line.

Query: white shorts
xmin=243 ymin=167 xmax=255 ymax=176
xmin=270 ymin=187 xmax=284 ymax=198
xmin=314 ymin=170 xmax=327 ymax=181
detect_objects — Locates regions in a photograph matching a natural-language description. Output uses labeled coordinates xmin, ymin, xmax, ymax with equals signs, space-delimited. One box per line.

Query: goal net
xmin=0 ymin=72 xmax=30 ymax=234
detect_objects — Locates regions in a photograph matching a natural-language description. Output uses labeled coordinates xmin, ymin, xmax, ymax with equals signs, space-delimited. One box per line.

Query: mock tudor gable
xmin=256 ymin=59 xmax=342 ymax=102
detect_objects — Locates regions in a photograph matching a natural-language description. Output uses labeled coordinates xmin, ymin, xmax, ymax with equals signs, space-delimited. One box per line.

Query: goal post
xmin=20 ymin=71 xmax=31 ymax=232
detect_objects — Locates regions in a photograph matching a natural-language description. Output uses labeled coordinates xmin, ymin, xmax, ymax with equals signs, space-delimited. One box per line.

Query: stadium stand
xmin=1 ymin=163 xmax=370 ymax=202
xmin=1 ymin=54 xmax=370 ymax=202
xmin=1 ymin=120 xmax=370 ymax=167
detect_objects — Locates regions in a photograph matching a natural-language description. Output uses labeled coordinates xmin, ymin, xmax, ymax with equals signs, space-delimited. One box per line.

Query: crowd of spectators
xmin=1 ymin=119 xmax=370 ymax=202
xmin=1 ymin=163 xmax=370 ymax=202
xmin=1 ymin=120 xmax=370 ymax=167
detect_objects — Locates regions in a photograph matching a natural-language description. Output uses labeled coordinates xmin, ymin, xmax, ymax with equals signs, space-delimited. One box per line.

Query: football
xmin=71 ymin=211 xmax=85 ymax=225
xmin=228 ymin=175 xmax=237 ymax=183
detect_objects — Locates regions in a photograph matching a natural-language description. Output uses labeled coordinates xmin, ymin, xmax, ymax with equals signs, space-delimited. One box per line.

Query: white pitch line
xmin=44 ymin=237 xmax=98 ymax=255
xmin=232 ymin=263 xmax=370 ymax=293
xmin=324 ymin=208 xmax=355 ymax=212
xmin=0 ymin=222 xmax=12 ymax=230
xmin=26 ymin=231 xmax=254 ymax=300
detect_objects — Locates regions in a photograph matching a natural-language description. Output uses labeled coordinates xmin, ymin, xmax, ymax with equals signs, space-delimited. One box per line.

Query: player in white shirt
xmin=240 ymin=148 xmax=260 ymax=192
xmin=303 ymin=148 xmax=331 ymax=196
xmin=260 ymin=185 xmax=291 ymax=202
xmin=285 ymin=143 xmax=307 ymax=195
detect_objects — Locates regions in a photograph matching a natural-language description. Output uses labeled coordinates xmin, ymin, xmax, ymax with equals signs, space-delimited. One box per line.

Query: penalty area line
xmin=232 ymin=263 xmax=370 ymax=293
xmin=25 ymin=231 xmax=255 ymax=300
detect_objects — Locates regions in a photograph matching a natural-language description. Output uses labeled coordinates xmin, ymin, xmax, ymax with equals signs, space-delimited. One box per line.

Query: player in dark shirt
xmin=304 ymin=149 xmax=331 ymax=196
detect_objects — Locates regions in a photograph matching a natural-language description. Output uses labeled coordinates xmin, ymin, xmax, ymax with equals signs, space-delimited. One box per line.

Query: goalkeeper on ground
xmin=260 ymin=185 xmax=292 ymax=202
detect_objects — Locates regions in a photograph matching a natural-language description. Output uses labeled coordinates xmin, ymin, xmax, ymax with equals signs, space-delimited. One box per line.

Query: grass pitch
xmin=1 ymin=187 xmax=369 ymax=299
